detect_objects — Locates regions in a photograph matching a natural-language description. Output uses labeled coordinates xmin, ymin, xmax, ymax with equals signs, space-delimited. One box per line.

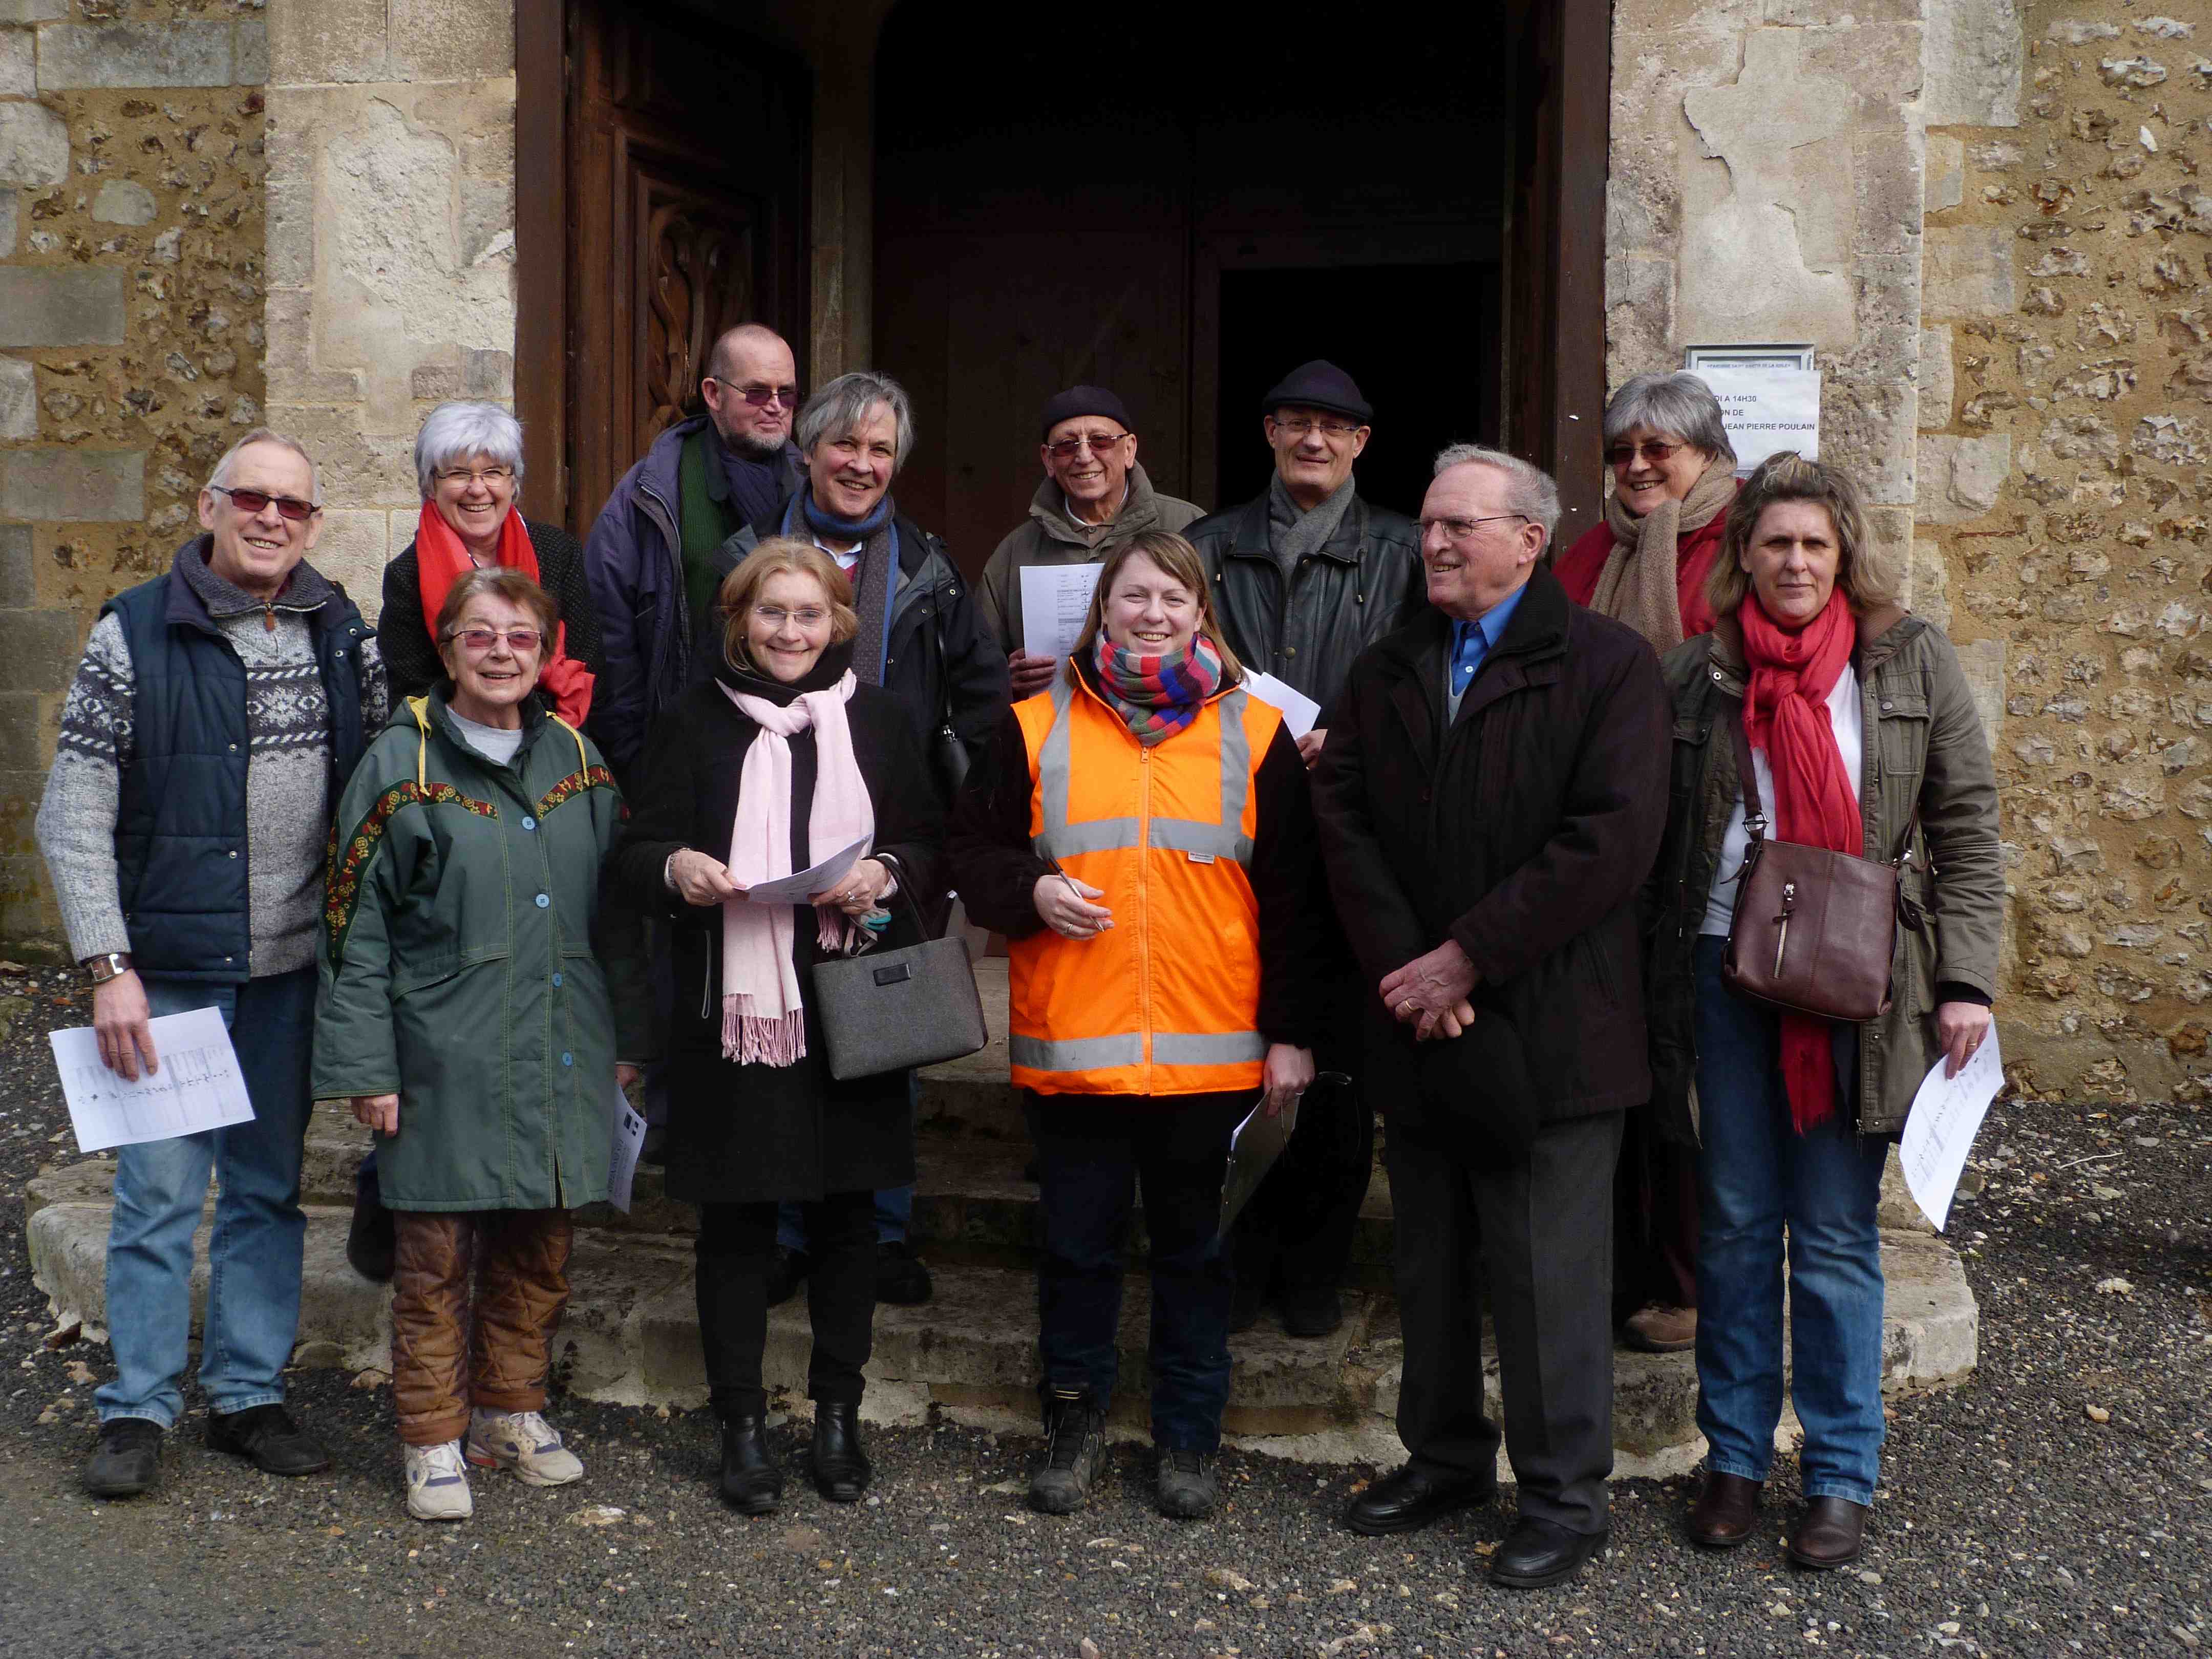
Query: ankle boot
xmin=718 ymin=1415 xmax=781 ymax=1515
xmin=811 ymin=1400 xmax=870 ymax=1502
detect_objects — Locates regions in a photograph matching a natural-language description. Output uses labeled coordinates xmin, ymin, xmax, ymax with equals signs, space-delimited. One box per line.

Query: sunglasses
xmin=1045 ymin=431 xmax=1130 ymax=460
xmin=444 ymin=627 xmax=544 ymax=654
xmin=1605 ymin=439 xmax=1684 ymax=467
xmin=211 ymin=484 xmax=320 ymax=522
xmin=708 ymin=378 xmax=800 ymax=408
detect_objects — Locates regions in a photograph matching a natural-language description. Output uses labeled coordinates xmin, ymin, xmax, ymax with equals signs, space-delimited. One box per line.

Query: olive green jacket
xmin=1643 ymin=607 xmax=2003 ymax=1141
xmin=313 ymin=692 xmax=647 ymax=1210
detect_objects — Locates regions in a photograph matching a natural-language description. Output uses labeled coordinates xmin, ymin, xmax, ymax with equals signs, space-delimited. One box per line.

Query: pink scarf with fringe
xmin=717 ymin=672 xmax=874 ymax=1066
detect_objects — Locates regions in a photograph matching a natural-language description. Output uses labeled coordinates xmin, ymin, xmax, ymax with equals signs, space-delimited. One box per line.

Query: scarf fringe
xmin=721 ymin=996 xmax=806 ymax=1067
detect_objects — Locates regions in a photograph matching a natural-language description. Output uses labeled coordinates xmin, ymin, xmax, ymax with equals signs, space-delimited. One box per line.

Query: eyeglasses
xmin=754 ymin=606 xmax=831 ymax=629
xmin=1605 ymin=439 xmax=1684 ymax=467
xmin=1269 ymin=416 xmax=1364 ymax=440
xmin=1417 ymin=514 xmax=1530 ymax=541
xmin=434 ymin=466 xmax=516 ymax=488
xmin=1044 ymin=430 xmax=1130 ymax=460
xmin=708 ymin=378 xmax=800 ymax=409
xmin=210 ymin=484 xmax=319 ymax=522
xmin=443 ymin=626 xmax=544 ymax=653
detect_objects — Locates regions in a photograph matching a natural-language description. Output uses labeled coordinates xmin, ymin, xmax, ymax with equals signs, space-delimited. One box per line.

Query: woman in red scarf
xmin=1643 ymin=455 xmax=2003 ymax=1570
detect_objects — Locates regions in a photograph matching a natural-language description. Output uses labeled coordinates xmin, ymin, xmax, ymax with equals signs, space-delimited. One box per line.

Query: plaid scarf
xmin=1092 ymin=631 xmax=1224 ymax=745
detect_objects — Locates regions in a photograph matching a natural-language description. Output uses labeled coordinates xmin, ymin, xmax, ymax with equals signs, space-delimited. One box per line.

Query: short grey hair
xmin=414 ymin=401 xmax=526 ymax=500
xmin=1601 ymin=371 xmax=1735 ymax=463
xmin=1432 ymin=443 xmax=1563 ymax=552
xmin=795 ymin=371 xmax=915 ymax=472
xmin=207 ymin=428 xmax=320 ymax=504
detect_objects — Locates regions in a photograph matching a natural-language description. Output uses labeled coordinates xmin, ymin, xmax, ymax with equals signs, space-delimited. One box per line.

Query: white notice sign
xmin=1019 ymin=563 xmax=1103 ymax=661
xmin=1899 ymin=1027 xmax=2004 ymax=1233
xmin=1692 ymin=362 xmax=1821 ymax=475
xmin=49 ymin=1006 xmax=256 ymax=1154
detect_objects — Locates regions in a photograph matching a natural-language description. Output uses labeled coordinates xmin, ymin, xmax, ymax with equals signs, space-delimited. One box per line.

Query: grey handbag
xmin=810 ymin=854 xmax=988 ymax=1081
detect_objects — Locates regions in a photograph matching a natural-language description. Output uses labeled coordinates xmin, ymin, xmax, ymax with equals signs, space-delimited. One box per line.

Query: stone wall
xmin=0 ymin=0 xmax=269 ymax=939
xmin=263 ymin=0 xmax=516 ymax=607
xmin=1924 ymin=4 xmax=2212 ymax=1102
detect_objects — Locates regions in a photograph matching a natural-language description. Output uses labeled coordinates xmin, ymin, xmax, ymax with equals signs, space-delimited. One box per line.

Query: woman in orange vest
xmin=950 ymin=530 xmax=1327 ymax=1522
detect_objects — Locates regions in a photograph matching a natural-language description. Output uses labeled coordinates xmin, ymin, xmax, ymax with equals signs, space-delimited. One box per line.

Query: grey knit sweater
xmin=34 ymin=548 xmax=389 ymax=977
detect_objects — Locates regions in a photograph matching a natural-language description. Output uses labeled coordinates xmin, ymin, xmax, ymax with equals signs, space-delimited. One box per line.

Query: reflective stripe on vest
xmin=1008 ymin=1029 xmax=1266 ymax=1075
xmin=1033 ymin=673 xmax=1254 ymax=866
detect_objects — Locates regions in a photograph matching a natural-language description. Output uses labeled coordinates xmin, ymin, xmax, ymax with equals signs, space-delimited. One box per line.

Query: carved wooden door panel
xmin=563 ymin=2 xmax=807 ymax=531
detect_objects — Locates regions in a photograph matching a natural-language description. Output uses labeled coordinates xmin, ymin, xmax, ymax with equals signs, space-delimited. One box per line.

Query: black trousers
xmin=695 ymin=1190 xmax=876 ymax=1422
xmin=1386 ymin=1111 xmax=1623 ymax=1536
xmin=1228 ymin=1072 xmax=1374 ymax=1296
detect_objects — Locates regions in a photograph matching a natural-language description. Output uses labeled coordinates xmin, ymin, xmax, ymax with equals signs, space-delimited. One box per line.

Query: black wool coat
xmin=611 ymin=651 xmax=948 ymax=1205
xmin=1310 ymin=565 xmax=1670 ymax=1123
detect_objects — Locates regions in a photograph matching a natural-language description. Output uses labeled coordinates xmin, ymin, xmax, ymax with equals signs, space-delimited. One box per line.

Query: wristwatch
xmin=83 ymin=952 xmax=133 ymax=984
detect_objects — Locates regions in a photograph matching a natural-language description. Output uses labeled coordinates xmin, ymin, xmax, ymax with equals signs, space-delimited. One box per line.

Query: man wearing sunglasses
xmin=585 ymin=321 xmax=806 ymax=786
xmin=977 ymin=386 xmax=1205 ymax=699
xmin=35 ymin=429 xmax=390 ymax=1499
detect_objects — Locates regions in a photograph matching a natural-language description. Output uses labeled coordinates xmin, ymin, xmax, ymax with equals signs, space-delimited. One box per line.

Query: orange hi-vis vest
xmin=1008 ymin=667 xmax=1285 ymax=1097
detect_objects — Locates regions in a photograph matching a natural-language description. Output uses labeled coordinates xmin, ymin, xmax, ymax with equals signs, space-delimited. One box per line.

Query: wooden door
xmin=517 ymin=1 xmax=809 ymax=533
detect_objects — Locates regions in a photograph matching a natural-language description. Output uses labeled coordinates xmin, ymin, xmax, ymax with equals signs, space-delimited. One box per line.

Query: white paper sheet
xmin=1242 ymin=671 xmax=1322 ymax=738
xmin=1899 ymin=1027 xmax=2003 ymax=1232
xmin=736 ymin=835 xmax=869 ymax=906
xmin=1019 ymin=563 xmax=1103 ymax=660
xmin=49 ymin=1006 xmax=255 ymax=1154
xmin=607 ymin=1087 xmax=648 ymax=1214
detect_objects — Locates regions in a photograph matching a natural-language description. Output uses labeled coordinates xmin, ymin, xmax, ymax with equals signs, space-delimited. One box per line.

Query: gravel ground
xmin=3 ymin=960 xmax=2209 ymax=1658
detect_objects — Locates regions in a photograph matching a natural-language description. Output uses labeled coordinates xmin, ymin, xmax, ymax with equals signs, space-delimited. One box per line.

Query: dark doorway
xmin=1216 ymin=263 xmax=1500 ymax=518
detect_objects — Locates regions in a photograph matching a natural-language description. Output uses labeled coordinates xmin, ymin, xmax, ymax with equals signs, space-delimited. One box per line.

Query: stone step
xmin=25 ymin=1156 xmax=1976 ymax=1468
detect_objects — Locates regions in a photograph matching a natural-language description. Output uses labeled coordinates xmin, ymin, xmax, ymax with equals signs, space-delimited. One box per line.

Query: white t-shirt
xmin=1700 ymin=663 xmax=1864 ymax=937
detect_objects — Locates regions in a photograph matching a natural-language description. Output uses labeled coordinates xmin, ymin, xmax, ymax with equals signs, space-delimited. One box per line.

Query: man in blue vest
xmin=34 ymin=429 xmax=389 ymax=1498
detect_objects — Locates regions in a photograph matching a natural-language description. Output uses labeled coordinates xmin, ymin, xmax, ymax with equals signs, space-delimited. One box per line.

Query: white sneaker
xmin=466 ymin=1408 xmax=584 ymax=1487
xmin=405 ymin=1440 xmax=473 ymax=1521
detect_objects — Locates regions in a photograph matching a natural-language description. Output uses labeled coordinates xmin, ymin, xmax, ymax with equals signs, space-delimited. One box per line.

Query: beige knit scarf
xmin=1588 ymin=456 xmax=1738 ymax=651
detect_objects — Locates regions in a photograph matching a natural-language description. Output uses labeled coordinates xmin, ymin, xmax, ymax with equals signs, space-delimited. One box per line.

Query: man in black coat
xmin=1186 ymin=359 xmax=1426 ymax=1338
xmin=1311 ymin=444 xmax=1667 ymax=1589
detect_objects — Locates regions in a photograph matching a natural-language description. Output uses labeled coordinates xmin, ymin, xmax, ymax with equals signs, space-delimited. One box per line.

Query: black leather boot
xmin=811 ymin=1400 xmax=871 ymax=1502
xmin=718 ymin=1415 xmax=782 ymax=1515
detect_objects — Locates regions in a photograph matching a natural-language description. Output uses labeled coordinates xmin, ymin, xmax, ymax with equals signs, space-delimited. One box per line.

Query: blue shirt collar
xmin=1448 ymin=580 xmax=1529 ymax=695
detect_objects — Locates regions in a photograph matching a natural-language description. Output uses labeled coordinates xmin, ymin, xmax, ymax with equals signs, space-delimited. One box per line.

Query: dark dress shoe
xmin=811 ymin=1400 xmax=871 ymax=1502
xmin=1686 ymin=1471 xmax=1763 ymax=1548
xmin=1280 ymin=1281 xmax=1343 ymax=1339
xmin=1488 ymin=1516 xmax=1609 ymax=1589
xmin=765 ymin=1246 xmax=810 ymax=1309
xmin=206 ymin=1404 xmax=330 ymax=1476
xmin=1789 ymin=1497 xmax=1868 ymax=1569
xmin=1344 ymin=1463 xmax=1495 ymax=1536
xmin=346 ymin=1186 xmax=395 ymax=1283
xmin=718 ymin=1415 xmax=782 ymax=1515
xmin=875 ymin=1241 xmax=933 ymax=1306
xmin=83 ymin=1417 xmax=163 ymax=1498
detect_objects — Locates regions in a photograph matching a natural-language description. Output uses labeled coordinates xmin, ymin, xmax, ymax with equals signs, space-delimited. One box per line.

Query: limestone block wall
xmin=1922 ymin=4 xmax=2212 ymax=1102
xmin=0 ymin=0 xmax=269 ymax=939
xmin=263 ymin=0 xmax=516 ymax=609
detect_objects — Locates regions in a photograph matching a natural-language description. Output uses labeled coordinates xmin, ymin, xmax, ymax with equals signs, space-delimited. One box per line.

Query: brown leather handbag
xmin=1721 ymin=713 xmax=1914 ymax=1023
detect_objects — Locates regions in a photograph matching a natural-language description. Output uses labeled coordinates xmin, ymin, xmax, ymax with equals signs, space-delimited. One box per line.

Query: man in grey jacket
xmin=978 ymin=386 xmax=1204 ymax=699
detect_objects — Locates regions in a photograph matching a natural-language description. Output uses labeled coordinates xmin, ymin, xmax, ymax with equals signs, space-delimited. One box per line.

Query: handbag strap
xmin=871 ymin=848 xmax=942 ymax=942
xmin=1725 ymin=694 xmax=1923 ymax=866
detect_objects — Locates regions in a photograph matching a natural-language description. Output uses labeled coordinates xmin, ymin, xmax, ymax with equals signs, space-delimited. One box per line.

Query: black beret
xmin=1262 ymin=359 xmax=1372 ymax=424
xmin=1039 ymin=385 xmax=1133 ymax=440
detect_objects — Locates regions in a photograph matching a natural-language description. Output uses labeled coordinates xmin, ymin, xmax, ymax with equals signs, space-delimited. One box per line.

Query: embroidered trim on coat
xmin=323 ymin=780 xmax=497 ymax=960
xmin=536 ymin=763 xmax=621 ymax=821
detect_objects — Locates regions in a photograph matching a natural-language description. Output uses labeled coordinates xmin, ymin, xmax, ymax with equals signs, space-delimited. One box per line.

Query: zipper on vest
xmin=1137 ymin=746 xmax=1155 ymax=1087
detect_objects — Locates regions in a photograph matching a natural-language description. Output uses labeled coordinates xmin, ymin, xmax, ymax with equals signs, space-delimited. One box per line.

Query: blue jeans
xmin=96 ymin=967 xmax=317 ymax=1428
xmin=1691 ymin=937 xmax=1889 ymax=1505
xmin=1024 ymin=1090 xmax=1243 ymax=1453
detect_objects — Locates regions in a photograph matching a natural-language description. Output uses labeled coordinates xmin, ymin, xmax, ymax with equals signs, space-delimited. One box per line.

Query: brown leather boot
xmin=1623 ymin=1302 xmax=1697 ymax=1353
xmin=1686 ymin=1471 xmax=1762 ymax=1548
xmin=1788 ymin=1496 xmax=1869 ymax=1569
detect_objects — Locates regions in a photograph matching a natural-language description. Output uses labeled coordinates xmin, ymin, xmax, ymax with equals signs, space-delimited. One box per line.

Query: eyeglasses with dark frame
xmin=1417 ymin=514 xmax=1531 ymax=542
xmin=442 ymin=626 xmax=545 ymax=654
xmin=1605 ymin=439 xmax=1685 ymax=467
xmin=1043 ymin=430 xmax=1132 ymax=460
xmin=707 ymin=377 xmax=801 ymax=409
xmin=210 ymin=484 xmax=320 ymax=523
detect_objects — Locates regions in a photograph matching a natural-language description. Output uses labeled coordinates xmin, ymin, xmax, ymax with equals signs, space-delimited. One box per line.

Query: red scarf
xmin=413 ymin=502 xmax=595 ymax=726
xmin=1739 ymin=594 xmax=1860 ymax=1134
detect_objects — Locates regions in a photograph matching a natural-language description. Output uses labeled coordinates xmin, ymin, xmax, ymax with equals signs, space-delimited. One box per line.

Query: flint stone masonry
xmin=0 ymin=100 xmax=66 ymax=187
xmin=89 ymin=180 xmax=157 ymax=228
xmin=0 ymin=355 xmax=33 ymax=440
xmin=34 ymin=20 xmax=240 ymax=91
xmin=0 ymin=267 xmax=125 ymax=349
xmin=1918 ymin=434 xmax=2013 ymax=524
xmin=0 ymin=449 xmax=144 ymax=523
